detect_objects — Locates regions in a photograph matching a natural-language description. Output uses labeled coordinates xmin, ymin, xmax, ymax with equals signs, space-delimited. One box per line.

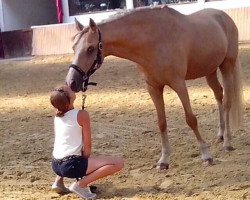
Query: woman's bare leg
xmin=52 ymin=175 xmax=70 ymax=194
xmin=54 ymin=175 xmax=64 ymax=185
xmin=78 ymin=156 xmax=124 ymax=188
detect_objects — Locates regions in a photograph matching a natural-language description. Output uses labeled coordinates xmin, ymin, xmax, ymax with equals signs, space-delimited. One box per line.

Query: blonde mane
xmin=98 ymin=5 xmax=176 ymax=25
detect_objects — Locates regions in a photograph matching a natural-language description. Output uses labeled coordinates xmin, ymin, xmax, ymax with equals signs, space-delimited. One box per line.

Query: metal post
xmin=126 ymin=0 xmax=134 ymax=9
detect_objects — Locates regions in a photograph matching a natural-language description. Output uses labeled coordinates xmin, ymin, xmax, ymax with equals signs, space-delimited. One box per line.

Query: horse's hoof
xmin=202 ymin=158 xmax=213 ymax=167
xmin=155 ymin=163 xmax=169 ymax=170
xmin=216 ymin=136 xmax=224 ymax=143
xmin=224 ymin=146 xmax=235 ymax=152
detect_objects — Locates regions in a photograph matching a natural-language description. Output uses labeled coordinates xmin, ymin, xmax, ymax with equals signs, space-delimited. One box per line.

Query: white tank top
xmin=52 ymin=109 xmax=83 ymax=159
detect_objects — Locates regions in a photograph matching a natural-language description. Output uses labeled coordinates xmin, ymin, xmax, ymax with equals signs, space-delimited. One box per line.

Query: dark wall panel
xmin=0 ymin=31 xmax=4 ymax=59
xmin=2 ymin=30 xmax=33 ymax=58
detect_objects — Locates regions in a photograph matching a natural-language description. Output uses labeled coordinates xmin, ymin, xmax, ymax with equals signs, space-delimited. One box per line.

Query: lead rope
xmin=82 ymin=94 xmax=87 ymax=110
xmin=80 ymin=93 xmax=98 ymax=192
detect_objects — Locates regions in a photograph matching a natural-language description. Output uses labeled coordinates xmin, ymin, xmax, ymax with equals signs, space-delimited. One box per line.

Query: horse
xmin=65 ymin=5 xmax=243 ymax=170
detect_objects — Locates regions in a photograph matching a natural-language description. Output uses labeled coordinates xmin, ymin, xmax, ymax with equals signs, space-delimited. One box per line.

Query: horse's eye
xmin=87 ymin=46 xmax=94 ymax=54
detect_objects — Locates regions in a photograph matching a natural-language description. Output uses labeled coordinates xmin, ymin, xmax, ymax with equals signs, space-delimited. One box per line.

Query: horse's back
xmin=183 ymin=8 xmax=238 ymax=79
xmin=189 ymin=8 xmax=238 ymax=48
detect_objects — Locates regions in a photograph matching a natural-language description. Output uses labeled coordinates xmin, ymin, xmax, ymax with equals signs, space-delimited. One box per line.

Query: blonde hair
xmin=50 ymin=86 xmax=70 ymax=117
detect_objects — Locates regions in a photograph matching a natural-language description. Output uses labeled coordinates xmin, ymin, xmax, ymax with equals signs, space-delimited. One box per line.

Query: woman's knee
xmin=88 ymin=156 xmax=123 ymax=170
xmin=107 ymin=156 xmax=124 ymax=172
xmin=115 ymin=157 xmax=124 ymax=171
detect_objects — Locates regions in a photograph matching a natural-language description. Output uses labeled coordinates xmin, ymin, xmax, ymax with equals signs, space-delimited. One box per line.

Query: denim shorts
xmin=52 ymin=155 xmax=88 ymax=179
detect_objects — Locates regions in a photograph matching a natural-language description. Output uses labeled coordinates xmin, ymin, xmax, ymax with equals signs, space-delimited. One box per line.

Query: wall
xmin=62 ymin=0 xmax=133 ymax=25
xmin=32 ymin=0 xmax=250 ymax=55
xmin=169 ymin=0 xmax=250 ymax=14
xmin=204 ymin=0 xmax=250 ymax=43
xmin=170 ymin=0 xmax=250 ymax=42
xmin=1 ymin=29 xmax=32 ymax=58
xmin=169 ymin=0 xmax=205 ymax=14
xmin=204 ymin=0 xmax=250 ymax=10
xmin=32 ymin=23 xmax=75 ymax=56
xmin=0 ymin=0 xmax=3 ymax=31
xmin=1 ymin=0 xmax=57 ymax=32
xmin=224 ymin=7 xmax=250 ymax=42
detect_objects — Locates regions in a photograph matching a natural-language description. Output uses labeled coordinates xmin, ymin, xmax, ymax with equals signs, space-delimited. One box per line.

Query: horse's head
xmin=66 ymin=18 xmax=103 ymax=92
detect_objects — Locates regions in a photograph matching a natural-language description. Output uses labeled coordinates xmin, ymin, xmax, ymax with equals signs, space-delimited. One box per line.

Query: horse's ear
xmin=75 ymin=18 xmax=84 ymax=31
xmin=89 ymin=18 xmax=97 ymax=32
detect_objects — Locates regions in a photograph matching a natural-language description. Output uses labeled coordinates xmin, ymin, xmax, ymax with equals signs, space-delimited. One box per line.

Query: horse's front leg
xmin=147 ymin=83 xmax=170 ymax=170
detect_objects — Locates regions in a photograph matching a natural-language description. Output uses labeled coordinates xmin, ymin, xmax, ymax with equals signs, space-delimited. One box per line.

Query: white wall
xmin=61 ymin=0 xmax=204 ymax=24
xmin=62 ymin=0 xmax=133 ymax=25
xmin=169 ymin=0 xmax=250 ymax=15
xmin=32 ymin=0 xmax=250 ymax=56
xmin=62 ymin=0 xmax=250 ymax=24
xmin=62 ymin=0 xmax=118 ymax=26
xmin=1 ymin=0 xmax=57 ymax=32
xmin=204 ymin=0 xmax=250 ymax=10
xmin=169 ymin=0 xmax=205 ymax=15
xmin=0 ymin=0 xmax=4 ymax=31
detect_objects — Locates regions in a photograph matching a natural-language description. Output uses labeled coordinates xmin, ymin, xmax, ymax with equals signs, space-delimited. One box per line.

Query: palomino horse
xmin=66 ymin=6 xmax=243 ymax=170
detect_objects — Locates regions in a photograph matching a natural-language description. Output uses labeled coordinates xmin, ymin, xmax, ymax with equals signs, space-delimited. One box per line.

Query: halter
xmin=69 ymin=29 xmax=103 ymax=93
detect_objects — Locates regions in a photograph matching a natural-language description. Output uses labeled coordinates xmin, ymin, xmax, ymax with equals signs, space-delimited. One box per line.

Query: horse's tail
xmin=230 ymin=55 xmax=244 ymax=129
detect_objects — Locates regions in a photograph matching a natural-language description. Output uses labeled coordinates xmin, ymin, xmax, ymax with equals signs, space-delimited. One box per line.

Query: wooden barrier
xmin=224 ymin=7 xmax=250 ymax=43
xmin=32 ymin=6 xmax=250 ymax=55
xmin=32 ymin=24 xmax=76 ymax=56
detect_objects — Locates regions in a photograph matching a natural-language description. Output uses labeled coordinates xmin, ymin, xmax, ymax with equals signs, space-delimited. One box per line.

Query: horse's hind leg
xmin=206 ymin=71 xmax=225 ymax=142
xmin=170 ymin=80 xmax=213 ymax=165
xmin=147 ymin=83 xmax=170 ymax=170
xmin=219 ymin=59 xmax=235 ymax=151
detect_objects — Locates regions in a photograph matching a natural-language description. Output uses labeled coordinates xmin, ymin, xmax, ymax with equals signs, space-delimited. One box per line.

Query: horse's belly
xmin=185 ymin=45 xmax=227 ymax=80
xmin=185 ymin=65 xmax=217 ymax=80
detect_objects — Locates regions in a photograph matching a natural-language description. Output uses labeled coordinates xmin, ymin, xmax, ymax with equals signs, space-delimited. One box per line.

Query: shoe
xmin=51 ymin=182 xmax=71 ymax=194
xmin=69 ymin=182 xmax=96 ymax=199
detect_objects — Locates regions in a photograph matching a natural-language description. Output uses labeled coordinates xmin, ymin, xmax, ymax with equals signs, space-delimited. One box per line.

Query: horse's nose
xmin=68 ymin=80 xmax=77 ymax=92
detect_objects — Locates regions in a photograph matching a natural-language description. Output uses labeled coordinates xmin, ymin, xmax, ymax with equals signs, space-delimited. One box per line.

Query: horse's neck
xmin=99 ymin=7 xmax=183 ymax=65
xmin=100 ymin=18 xmax=145 ymax=61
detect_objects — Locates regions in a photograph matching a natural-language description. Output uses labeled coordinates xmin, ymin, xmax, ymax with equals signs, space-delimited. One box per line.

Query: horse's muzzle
xmin=66 ymin=67 xmax=83 ymax=92
xmin=66 ymin=79 xmax=81 ymax=92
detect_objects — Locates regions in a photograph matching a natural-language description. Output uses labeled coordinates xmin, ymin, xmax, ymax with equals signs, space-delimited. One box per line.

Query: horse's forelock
xmin=72 ymin=28 xmax=89 ymax=48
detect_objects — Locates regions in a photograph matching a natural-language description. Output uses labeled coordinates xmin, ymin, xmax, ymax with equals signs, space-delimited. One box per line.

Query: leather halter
xmin=69 ymin=29 xmax=103 ymax=92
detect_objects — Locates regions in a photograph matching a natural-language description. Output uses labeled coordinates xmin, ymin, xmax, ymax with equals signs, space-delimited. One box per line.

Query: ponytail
xmin=55 ymin=107 xmax=69 ymax=117
xmin=50 ymin=87 xmax=70 ymax=117
xmin=56 ymin=110 xmax=66 ymax=117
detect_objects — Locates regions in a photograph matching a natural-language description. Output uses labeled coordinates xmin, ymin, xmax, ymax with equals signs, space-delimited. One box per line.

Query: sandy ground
xmin=0 ymin=49 xmax=249 ymax=200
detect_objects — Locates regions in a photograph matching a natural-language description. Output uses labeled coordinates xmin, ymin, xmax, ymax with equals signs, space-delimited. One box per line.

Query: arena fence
xmin=1 ymin=29 xmax=32 ymax=58
xmin=32 ymin=2 xmax=250 ymax=56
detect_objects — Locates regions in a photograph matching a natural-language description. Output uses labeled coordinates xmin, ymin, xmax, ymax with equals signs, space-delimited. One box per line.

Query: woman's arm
xmin=77 ymin=110 xmax=92 ymax=158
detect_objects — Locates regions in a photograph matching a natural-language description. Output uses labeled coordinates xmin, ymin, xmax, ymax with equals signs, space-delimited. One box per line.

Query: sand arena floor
xmin=0 ymin=49 xmax=249 ymax=200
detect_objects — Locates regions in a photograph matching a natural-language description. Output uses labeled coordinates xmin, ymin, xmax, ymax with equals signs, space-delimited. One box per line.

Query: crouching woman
xmin=50 ymin=85 xmax=124 ymax=199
